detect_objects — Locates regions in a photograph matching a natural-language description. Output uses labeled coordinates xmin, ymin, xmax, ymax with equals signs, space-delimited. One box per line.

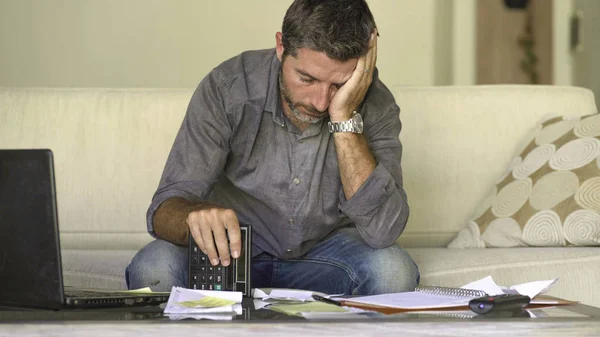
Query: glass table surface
xmin=0 ymin=297 xmax=599 ymax=323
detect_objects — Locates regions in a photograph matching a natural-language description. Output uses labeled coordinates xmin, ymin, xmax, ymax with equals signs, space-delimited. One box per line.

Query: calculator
xmin=187 ymin=224 xmax=252 ymax=296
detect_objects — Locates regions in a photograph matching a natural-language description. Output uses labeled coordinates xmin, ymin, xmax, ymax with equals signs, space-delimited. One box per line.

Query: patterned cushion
xmin=448 ymin=113 xmax=600 ymax=248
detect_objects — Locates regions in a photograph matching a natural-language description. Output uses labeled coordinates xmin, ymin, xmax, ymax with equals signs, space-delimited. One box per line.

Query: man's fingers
xmin=353 ymin=53 xmax=368 ymax=82
xmin=371 ymin=30 xmax=378 ymax=71
xmin=197 ymin=216 xmax=219 ymax=266
xmin=187 ymin=213 xmax=206 ymax=253
xmin=212 ymin=225 xmax=230 ymax=266
xmin=187 ymin=207 xmax=241 ymax=267
xmin=364 ymin=31 xmax=377 ymax=79
xmin=223 ymin=211 xmax=242 ymax=259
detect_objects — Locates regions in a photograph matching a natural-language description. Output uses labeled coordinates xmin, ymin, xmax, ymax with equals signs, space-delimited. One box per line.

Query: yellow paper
xmin=120 ymin=287 xmax=152 ymax=294
xmin=177 ymin=296 xmax=237 ymax=308
xmin=119 ymin=287 xmax=170 ymax=295
xmin=268 ymin=301 xmax=348 ymax=316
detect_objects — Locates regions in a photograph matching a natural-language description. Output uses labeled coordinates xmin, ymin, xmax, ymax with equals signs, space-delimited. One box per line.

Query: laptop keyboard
xmin=64 ymin=289 xmax=138 ymax=298
xmin=63 ymin=288 xmax=170 ymax=308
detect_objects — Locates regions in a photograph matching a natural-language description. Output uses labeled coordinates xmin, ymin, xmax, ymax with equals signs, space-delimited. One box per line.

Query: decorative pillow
xmin=448 ymin=113 xmax=600 ymax=248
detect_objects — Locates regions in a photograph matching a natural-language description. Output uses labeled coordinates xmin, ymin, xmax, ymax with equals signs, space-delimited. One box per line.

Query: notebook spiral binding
xmin=415 ymin=285 xmax=487 ymax=298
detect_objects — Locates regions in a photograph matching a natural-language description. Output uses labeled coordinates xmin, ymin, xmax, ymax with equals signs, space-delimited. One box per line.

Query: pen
xmin=312 ymin=294 xmax=342 ymax=306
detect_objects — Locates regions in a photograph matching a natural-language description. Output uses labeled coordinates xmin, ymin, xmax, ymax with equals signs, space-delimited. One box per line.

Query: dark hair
xmin=281 ymin=0 xmax=376 ymax=61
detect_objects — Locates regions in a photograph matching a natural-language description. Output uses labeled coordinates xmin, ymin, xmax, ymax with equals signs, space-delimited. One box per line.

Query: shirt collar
xmin=264 ymin=51 xmax=285 ymax=127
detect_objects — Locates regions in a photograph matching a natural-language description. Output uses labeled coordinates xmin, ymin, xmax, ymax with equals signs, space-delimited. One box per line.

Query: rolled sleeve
xmin=146 ymin=70 xmax=232 ymax=237
xmin=337 ymin=84 xmax=410 ymax=248
xmin=338 ymin=163 xmax=409 ymax=248
xmin=338 ymin=163 xmax=395 ymax=216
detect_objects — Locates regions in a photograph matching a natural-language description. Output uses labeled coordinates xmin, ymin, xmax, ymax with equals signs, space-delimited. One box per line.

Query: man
xmin=126 ymin=0 xmax=419 ymax=295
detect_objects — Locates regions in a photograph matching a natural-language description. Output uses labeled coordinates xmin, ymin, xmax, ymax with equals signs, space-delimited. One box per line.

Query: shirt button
xmin=286 ymin=249 xmax=292 ymax=253
xmin=288 ymin=218 xmax=294 ymax=224
xmin=293 ymin=177 xmax=301 ymax=184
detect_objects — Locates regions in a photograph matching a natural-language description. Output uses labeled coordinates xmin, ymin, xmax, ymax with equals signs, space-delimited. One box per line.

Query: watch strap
xmin=328 ymin=119 xmax=355 ymax=133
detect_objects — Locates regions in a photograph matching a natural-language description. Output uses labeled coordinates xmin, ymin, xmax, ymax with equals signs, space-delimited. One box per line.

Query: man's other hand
xmin=187 ymin=207 xmax=241 ymax=267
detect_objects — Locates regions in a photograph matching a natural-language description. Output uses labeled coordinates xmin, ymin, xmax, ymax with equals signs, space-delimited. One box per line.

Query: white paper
xmin=165 ymin=305 xmax=243 ymax=320
xmin=462 ymin=276 xmax=559 ymax=301
xmin=253 ymin=288 xmax=318 ymax=302
xmin=253 ymin=288 xmax=343 ymax=302
xmin=461 ymin=275 xmax=506 ymax=295
xmin=252 ymin=288 xmax=269 ymax=299
xmin=509 ymin=279 xmax=558 ymax=299
xmin=345 ymin=291 xmax=471 ymax=309
xmin=253 ymin=299 xmax=271 ymax=310
xmin=266 ymin=289 xmax=315 ymax=301
xmin=163 ymin=286 xmax=243 ymax=314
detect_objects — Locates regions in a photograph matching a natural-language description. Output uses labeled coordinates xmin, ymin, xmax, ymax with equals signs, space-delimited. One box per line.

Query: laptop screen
xmin=0 ymin=149 xmax=65 ymax=308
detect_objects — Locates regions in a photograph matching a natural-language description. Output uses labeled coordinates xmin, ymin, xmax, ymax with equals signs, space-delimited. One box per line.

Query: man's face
xmin=276 ymin=38 xmax=357 ymax=124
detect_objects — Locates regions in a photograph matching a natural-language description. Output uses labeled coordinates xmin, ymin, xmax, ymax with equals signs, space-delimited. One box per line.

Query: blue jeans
xmin=126 ymin=227 xmax=419 ymax=295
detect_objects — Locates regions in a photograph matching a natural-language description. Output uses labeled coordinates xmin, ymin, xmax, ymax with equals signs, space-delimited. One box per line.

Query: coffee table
xmin=1 ymin=299 xmax=599 ymax=337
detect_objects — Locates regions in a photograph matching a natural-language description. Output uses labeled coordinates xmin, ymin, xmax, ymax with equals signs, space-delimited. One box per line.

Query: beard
xmin=278 ymin=70 xmax=327 ymax=124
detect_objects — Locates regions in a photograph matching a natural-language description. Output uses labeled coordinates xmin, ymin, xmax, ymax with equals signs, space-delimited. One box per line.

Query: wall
xmin=553 ymin=0 xmax=574 ymax=86
xmin=0 ymin=0 xmax=289 ymax=88
xmin=448 ymin=0 xmax=585 ymax=87
xmin=0 ymin=1 xmax=592 ymax=90
xmin=0 ymin=0 xmax=452 ymax=88
xmin=452 ymin=0 xmax=476 ymax=85
xmin=572 ymin=0 xmax=600 ymax=102
xmin=433 ymin=0 xmax=454 ymax=86
xmin=476 ymin=0 xmax=553 ymax=85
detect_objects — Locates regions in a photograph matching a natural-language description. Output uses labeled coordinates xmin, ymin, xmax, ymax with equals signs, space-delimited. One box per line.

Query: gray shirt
xmin=146 ymin=48 xmax=409 ymax=259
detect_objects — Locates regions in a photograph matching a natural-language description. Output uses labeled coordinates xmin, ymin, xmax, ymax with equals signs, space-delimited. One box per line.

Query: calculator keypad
xmin=187 ymin=225 xmax=251 ymax=296
xmin=190 ymin=246 xmax=228 ymax=291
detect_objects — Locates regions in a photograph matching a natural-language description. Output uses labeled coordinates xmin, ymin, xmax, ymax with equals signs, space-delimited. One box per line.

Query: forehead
xmin=285 ymin=48 xmax=358 ymax=82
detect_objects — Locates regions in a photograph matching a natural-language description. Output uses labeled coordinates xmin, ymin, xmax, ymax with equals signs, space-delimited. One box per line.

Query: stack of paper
xmin=252 ymin=288 xmax=375 ymax=319
xmin=252 ymin=288 xmax=322 ymax=310
xmin=336 ymin=276 xmax=562 ymax=311
xmin=253 ymin=288 xmax=320 ymax=302
xmin=163 ymin=287 xmax=243 ymax=320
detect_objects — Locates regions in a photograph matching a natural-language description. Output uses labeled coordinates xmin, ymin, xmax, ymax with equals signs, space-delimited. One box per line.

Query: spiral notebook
xmin=337 ymin=285 xmax=488 ymax=312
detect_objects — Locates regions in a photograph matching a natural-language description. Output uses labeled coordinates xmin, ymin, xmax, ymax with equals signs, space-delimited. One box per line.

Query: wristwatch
xmin=328 ymin=111 xmax=364 ymax=134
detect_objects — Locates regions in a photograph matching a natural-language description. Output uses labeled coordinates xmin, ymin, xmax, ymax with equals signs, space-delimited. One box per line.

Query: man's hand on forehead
xmin=328 ymin=29 xmax=378 ymax=123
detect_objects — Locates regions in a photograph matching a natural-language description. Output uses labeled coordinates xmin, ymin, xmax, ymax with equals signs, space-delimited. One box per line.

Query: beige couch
xmin=1 ymin=85 xmax=599 ymax=307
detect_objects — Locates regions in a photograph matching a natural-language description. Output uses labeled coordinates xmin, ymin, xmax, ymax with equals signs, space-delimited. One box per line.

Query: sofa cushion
xmin=62 ymin=249 xmax=137 ymax=290
xmin=406 ymin=247 xmax=600 ymax=307
xmin=448 ymin=114 xmax=600 ymax=248
xmin=0 ymin=88 xmax=191 ymax=251
xmin=390 ymin=85 xmax=597 ymax=248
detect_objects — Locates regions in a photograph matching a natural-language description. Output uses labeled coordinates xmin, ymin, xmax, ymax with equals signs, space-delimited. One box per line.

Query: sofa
xmin=1 ymin=85 xmax=599 ymax=307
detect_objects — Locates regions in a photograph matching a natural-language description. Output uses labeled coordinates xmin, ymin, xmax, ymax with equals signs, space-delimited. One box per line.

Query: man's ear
xmin=275 ymin=32 xmax=284 ymax=61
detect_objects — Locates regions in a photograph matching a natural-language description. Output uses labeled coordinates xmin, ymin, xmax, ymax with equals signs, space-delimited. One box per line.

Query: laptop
xmin=0 ymin=149 xmax=169 ymax=309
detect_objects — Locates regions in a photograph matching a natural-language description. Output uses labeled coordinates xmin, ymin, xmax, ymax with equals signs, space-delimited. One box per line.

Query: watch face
xmin=352 ymin=112 xmax=364 ymax=133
